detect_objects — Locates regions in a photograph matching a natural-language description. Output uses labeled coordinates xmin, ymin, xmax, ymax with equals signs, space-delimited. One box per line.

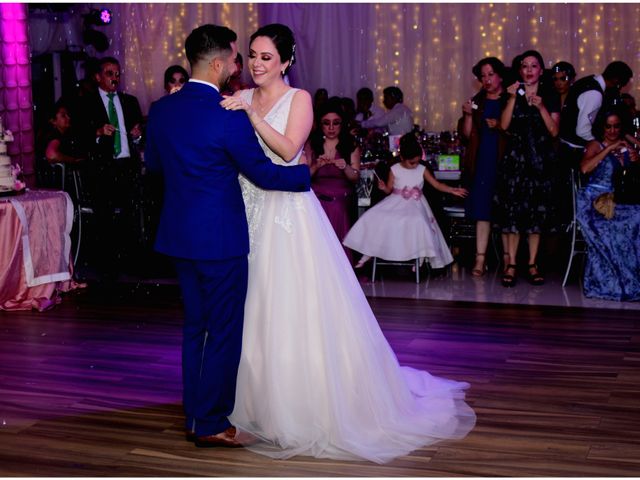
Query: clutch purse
xmin=593 ymin=192 xmax=615 ymax=220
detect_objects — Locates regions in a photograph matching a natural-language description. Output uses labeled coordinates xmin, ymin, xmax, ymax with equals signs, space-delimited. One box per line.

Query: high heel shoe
xmin=501 ymin=264 xmax=517 ymax=287
xmin=471 ymin=252 xmax=487 ymax=277
xmin=526 ymin=264 xmax=545 ymax=286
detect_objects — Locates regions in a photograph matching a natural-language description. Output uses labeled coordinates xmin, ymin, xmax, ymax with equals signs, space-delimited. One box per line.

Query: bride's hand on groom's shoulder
xmin=220 ymin=96 xmax=250 ymax=112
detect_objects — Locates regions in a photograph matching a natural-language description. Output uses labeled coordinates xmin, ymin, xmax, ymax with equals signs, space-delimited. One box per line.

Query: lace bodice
xmin=237 ymin=88 xmax=303 ymax=257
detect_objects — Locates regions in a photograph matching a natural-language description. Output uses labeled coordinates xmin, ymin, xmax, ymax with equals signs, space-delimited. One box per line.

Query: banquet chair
xmin=69 ymin=169 xmax=95 ymax=266
xmin=443 ymin=205 xmax=500 ymax=265
xmin=562 ymin=168 xmax=587 ymax=287
xmin=35 ymin=158 xmax=65 ymax=190
xmin=51 ymin=163 xmax=67 ymax=190
xmin=371 ymin=257 xmax=424 ymax=283
xmin=49 ymin=164 xmax=94 ymax=266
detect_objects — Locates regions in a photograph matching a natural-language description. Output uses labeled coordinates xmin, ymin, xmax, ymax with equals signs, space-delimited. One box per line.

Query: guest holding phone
xmin=494 ymin=50 xmax=559 ymax=287
xmin=576 ymin=106 xmax=640 ymax=301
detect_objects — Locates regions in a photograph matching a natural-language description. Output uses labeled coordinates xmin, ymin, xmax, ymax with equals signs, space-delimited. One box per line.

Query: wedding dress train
xmin=229 ymin=88 xmax=475 ymax=463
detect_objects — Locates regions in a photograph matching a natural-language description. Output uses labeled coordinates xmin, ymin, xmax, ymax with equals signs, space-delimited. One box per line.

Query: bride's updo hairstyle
xmin=250 ymin=23 xmax=296 ymax=75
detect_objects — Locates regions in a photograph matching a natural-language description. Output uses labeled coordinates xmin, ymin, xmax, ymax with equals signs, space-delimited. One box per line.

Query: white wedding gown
xmin=230 ymin=88 xmax=476 ymax=464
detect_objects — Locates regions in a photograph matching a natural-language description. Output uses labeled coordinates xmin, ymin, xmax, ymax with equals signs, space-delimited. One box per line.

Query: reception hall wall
xmin=29 ymin=3 xmax=640 ymax=132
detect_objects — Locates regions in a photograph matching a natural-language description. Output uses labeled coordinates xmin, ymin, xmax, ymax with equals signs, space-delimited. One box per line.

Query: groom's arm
xmin=225 ymin=112 xmax=310 ymax=192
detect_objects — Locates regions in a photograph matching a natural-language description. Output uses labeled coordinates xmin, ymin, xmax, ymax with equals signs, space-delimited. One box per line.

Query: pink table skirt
xmin=1 ymin=189 xmax=82 ymax=311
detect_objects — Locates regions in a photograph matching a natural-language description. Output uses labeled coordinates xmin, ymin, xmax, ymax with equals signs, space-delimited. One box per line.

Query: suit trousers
xmin=173 ymin=255 xmax=248 ymax=436
xmin=88 ymin=156 xmax=142 ymax=278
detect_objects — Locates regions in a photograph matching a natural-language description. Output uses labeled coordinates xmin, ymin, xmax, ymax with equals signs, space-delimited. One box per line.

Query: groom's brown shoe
xmin=195 ymin=426 xmax=242 ymax=448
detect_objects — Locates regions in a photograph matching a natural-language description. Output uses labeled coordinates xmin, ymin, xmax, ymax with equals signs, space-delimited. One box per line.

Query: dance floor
xmin=359 ymin=265 xmax=640 ymax=311
xmin=1 ymin=271 xmax=639 ymax=476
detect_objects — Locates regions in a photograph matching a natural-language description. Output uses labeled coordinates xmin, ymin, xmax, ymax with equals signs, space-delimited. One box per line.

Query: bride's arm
xmin=254 ymin=90 xmax=313 ymax=162
xmin=223 ymin=90 xmax=314 ymax=163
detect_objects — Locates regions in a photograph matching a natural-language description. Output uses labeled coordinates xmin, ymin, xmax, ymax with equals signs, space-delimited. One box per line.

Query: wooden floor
xmin=1 ymin=285 xmax=639 ymax=476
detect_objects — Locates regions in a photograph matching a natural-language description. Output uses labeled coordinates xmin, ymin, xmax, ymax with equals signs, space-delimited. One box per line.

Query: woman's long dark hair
xmin=592 ymin=105 xmax=632 ymax=141
xmin=309 ymin=100 xmax=356 ymax=164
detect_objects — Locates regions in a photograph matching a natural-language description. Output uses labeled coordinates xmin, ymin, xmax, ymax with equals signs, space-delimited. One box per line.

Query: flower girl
xmin=343 ymin=133 xmax=467 ymax=269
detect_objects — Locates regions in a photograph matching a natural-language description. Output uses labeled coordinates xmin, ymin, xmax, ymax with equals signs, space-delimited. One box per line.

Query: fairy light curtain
xmin=55 ymin=3 xmax=640 ymax=131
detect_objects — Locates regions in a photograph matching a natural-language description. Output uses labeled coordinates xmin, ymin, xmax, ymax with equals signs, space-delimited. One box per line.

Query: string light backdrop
xmin=90 ymin=3 xmax=640 ymax=131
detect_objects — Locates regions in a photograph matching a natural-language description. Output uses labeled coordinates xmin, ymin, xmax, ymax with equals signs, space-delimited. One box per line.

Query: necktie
xmin=107 ymin=93 xmax=121 ymax=157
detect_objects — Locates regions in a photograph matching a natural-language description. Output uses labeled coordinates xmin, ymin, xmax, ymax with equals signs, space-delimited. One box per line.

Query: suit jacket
xmin=78 ymin=89 xmax=144 ymax=160
xmin=145 ymin=81 xmax=310 ymax=260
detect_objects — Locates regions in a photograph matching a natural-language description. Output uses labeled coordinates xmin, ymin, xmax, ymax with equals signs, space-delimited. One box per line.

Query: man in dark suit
xmin=145 ymin=24 xmax=310 ymax=448
xmin=77 ymin=56 xmax=145 ymax=282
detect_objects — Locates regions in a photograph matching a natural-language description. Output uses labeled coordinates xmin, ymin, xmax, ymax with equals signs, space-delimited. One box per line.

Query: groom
xmin=145 ymin=24 xmax=310 ymax=447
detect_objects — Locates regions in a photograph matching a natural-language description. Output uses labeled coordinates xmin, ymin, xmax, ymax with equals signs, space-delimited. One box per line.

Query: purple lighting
xmin=0 ymin=3 xmax=34 ymax=186
xmin=99 ymin=8 xmax=112 ymax=25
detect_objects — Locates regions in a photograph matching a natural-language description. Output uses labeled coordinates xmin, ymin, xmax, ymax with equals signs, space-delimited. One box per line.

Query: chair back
xmin=562 ymin=167 xmax=587 ymax=287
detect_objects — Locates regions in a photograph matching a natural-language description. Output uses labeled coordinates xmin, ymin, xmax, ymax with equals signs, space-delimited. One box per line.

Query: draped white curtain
xmin=31 ymin=3 xmax=640 ymax=131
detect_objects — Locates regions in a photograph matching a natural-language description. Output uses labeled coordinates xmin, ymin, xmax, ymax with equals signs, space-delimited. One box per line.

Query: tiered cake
xmin=0 ymin=117 xmax=17 ymax=193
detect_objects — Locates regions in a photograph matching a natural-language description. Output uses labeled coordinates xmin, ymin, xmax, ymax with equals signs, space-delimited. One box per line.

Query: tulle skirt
xmin=343 ymin=194 xmax=453 ymax=269
xmin=230 ymin=189 xmax=475 ymax=464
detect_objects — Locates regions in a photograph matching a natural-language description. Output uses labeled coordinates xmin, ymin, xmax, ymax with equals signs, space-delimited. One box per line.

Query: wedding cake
xmin=0 ymin=117 xmax=18 ymax=193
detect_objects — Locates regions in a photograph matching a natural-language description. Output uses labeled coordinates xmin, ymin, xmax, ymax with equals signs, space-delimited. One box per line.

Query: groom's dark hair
xmin=185 ymin=24 xmax=237 ymax=68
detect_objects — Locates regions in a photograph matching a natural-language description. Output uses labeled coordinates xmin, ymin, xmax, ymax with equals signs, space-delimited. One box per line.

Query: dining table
xmin=0 ymin=189 xmax=82 ymax=311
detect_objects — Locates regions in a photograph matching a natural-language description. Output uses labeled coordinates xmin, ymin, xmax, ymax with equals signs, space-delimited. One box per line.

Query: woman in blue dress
xmin=577 ymin=106 xmax=640 ymax=301
xmin=460 ymin=57 xmax=509 ymax=276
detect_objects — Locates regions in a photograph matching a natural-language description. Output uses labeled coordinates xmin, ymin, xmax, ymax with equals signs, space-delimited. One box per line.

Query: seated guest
xmin=42 ymin=100 xmax=85 ymax=165
xmin=36 ymin=100 xmax=86 ymax=191
xmin=343 ymin=133 xmax=467 ymax=270
xmin=576 ymin=106 xmax=640 ymax=301
xmin=354 ymin=87 xmax=384 ymax=123
xmin=551 ymin=61 xmax=576 ymax=110
xmin=163 ymin=65 xmax=189 ymax=95
xmin=304 ymin=101 xmax=360 ymax=262
xmin=360 ymin=86 xmax=414 ymax=135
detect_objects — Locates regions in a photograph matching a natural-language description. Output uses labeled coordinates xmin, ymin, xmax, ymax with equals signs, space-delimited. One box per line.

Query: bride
xmin=220 ymin=23 xmax=475 ymax=464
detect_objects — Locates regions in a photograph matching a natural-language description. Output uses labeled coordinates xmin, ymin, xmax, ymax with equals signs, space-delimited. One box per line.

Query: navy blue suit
xmin=145 ymin=81 xmax=310 ymax=435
